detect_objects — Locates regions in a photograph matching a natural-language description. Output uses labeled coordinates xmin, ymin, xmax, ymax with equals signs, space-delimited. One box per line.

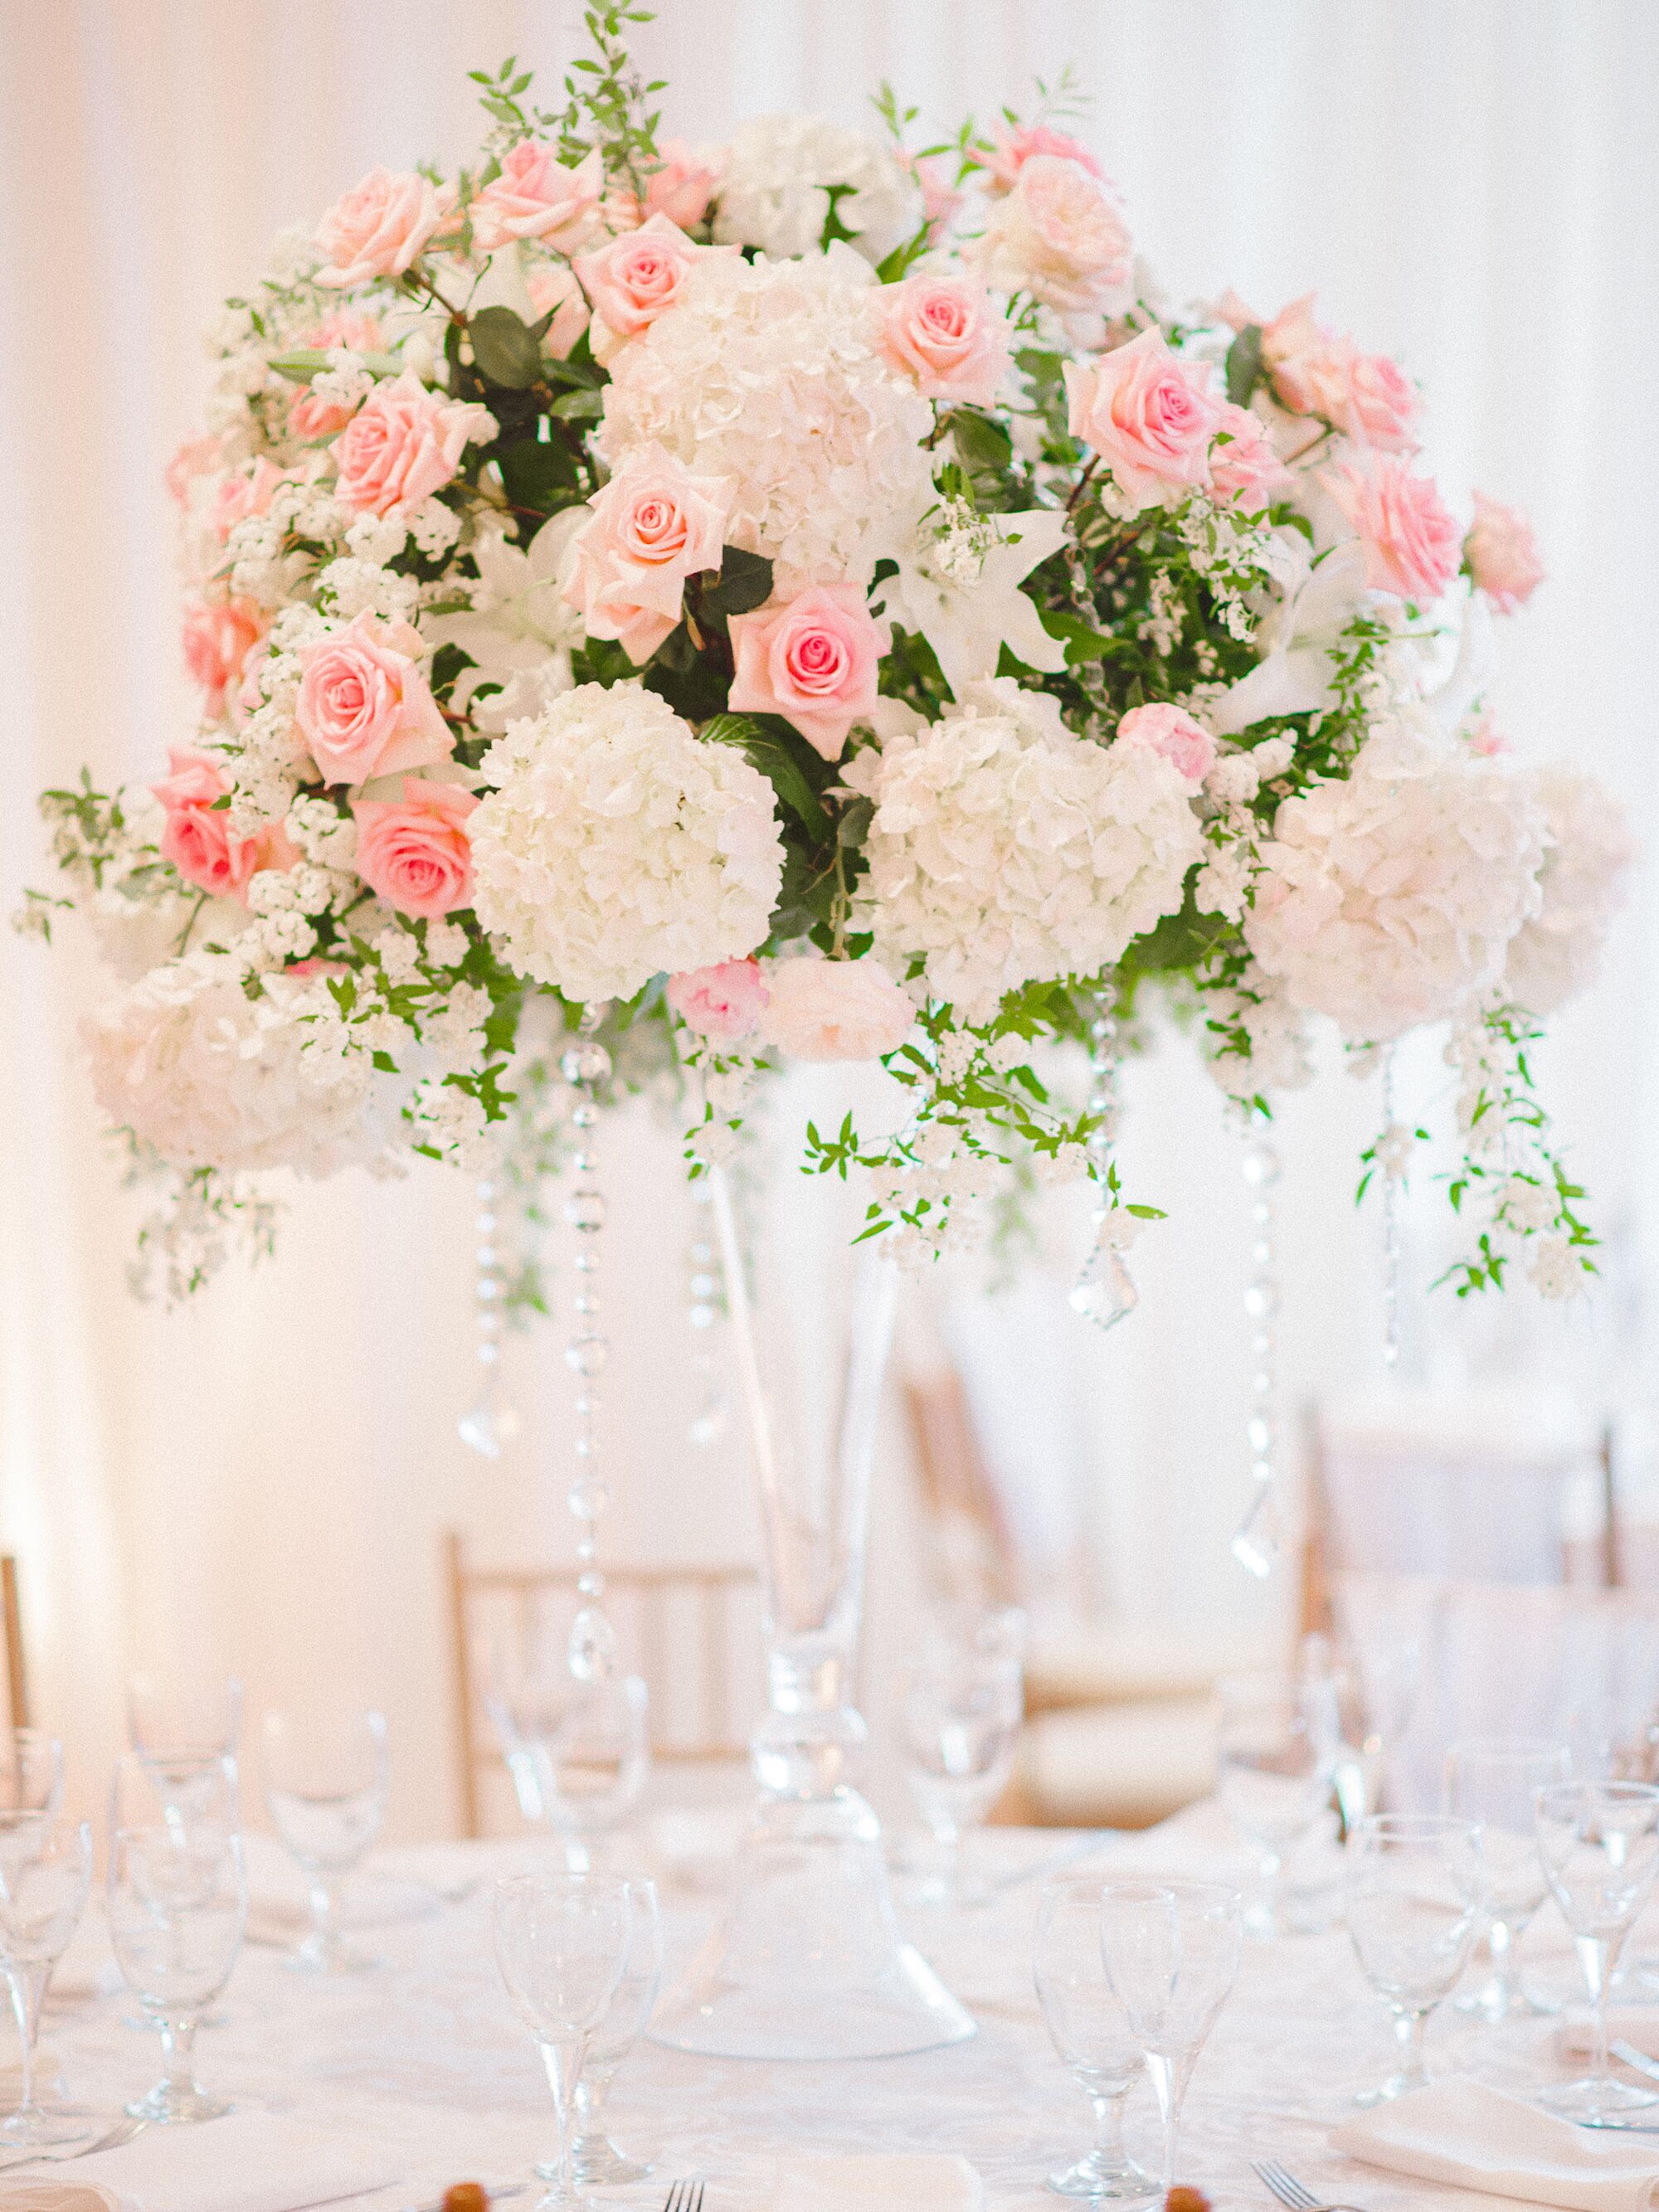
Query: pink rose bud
xmin=666 ymin=957 xmax=770 ymax=1044
xmin=295 ymin=613 xmax=455 ymax=787
xmin=727 ymin=586 xmax=889 ymax=762
xmin=562 ymin=445 xmax=732 ymax=666
xmin=525 ymin=263 xmax=592 ymax=360
xmin=1324 ymin=455 xmax=1460 ymax=604
xmin=1063 ymin=328 xmax=1224 ymax=511
xmin=1464 ymin=491 xmax=1545 ymax=615
xmin=315 ymin=167 xmax=455 ymax=288
xmin=1116 ymin=702 xmax=1217 ymax=789
xmin=352 ymin=777 xmax=479 ymax=918
xmin=469 ymin=143 xmax=605 ymax=254
xmin=152 ymin=747 xmax=295 ymax=902
xmin=576 ymin=216 xmax=732 ymax=361
xmin=758 ymin=955 xmax=916 ymax=1062
xmin=331 ymin=374 xmax=486 ymax=520
xmin=877 ymin=273 xmax=1013 ymax=406
xmin=181 ymin=597 xmax=267 ymax=717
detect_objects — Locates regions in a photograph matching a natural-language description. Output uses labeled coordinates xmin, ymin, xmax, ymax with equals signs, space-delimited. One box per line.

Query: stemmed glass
xmin=1345 ymin=1813 xmax=1483 ymax=2106
xmin=114 ymin=1747 xmax=240 ymax=1839
xmin=109 ymin=1823 xmax=246 ymax=2122
xmin=494 ymin=1871 xmax=633 ymax=2211
xmin=0 ymin=1814 xmax=93 ymax=2149
xmin=1443 ymin=1737 xmax=1570 ymax=2020
xmin=479 ymin=1628 xmax=649 ymax=1868
xmin=129 ymin=1673 xmax=242 ymax=1769
xmin=1034 ymin=1877 xmax=1156 ymax=2201
xmin=1215 ymin=1674 xmax=1332 ymax=1935
xmin=262 ymin=1707 xmax=388 ymax=1971
xmin=0 ymin=1732 xmax=64 ymax=1816
xmin=1534 ymin=1779 xmax=1659 ymax=2122
xmin=559 ymin=1876 xmax=662 ymax=2187
xmin=1098 ymin=1880 xmax=1242 ymax=2192
xmin=901 ymin=1606 xmax=1025 ymax=1908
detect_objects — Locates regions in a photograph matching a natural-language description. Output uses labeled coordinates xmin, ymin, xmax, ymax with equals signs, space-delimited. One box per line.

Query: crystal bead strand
xmin=456 ymin=1173 xmax=520 ymax=1459
xmin=562 ymin=1019 xmax=618 ymax=1687
xmin=1381 ymin=1045 xmax=1402 ymax=1371
xmin=1231 ymin=1106 xmax=1284 ymax=1578
xmin=1069 ymin=997 xmax=1140 ymax=1330
xmin=685 ymin=1177 xmax=727 ymax=1448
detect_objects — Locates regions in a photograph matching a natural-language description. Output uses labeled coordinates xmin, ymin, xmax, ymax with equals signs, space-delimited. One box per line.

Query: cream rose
xmin=315 ymin=167 xmax=454 ymax=287
xmin=758 ymin=955 xmax=916 ymax=1062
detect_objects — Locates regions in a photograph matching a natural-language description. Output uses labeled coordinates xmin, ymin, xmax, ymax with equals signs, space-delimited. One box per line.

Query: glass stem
xmin=936 ymin=1820 xmax=961 ymax=1905
xmin=1393 ymin=2005 xmax=1430 ymax=2089
xmin=309 ymin=1876 xmax=341 ymax=1960
xmin=1262 ymin=1848 xmax=1282 ymax=1932
xmin=1090 ymin=2084 xmax=1129 ymax=2170
xmin=7 ymin=1965 xmax=41 ymax=2116
xmin=1487 ymin=1916 xmax=1515 ymax=2009
xmin=1146 ymin=2049 xmax=1177 ymax=2189
xmin=158 ymin=2015 xmax=199 ymax=2095
xmin=575 ymin=2059 xmax=616 ymax=2135
xmin=1579 ymin=1933 xmax=1612 ymax=2084
xmin=541 ymin=2034 xmax=586 ymax=2198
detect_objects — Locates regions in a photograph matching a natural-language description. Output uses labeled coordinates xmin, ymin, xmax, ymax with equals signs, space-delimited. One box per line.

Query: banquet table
xmin=27 ymin=1802 xmax=1650 ymax=2211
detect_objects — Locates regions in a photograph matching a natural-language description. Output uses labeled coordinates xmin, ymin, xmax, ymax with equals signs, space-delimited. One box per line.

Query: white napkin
xmin=0 ymin=2187 xmax=120 ymax=2211
xmin=1333 ymin=2078 xmax=1659 ymax=2211
xmin=64 ymin=2111 xmax=401 ymax=2212
xmin=1562 ymin=2010 xmax=1659 ymax=2063
xmin=764 ymin=2154 xmax=983 ymax=2210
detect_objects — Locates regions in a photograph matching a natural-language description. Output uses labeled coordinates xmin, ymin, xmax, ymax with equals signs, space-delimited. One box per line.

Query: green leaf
xmin=1121 ymin=889 xmax=1228 ymax=975
xmin=1225 ymin=324 xmax=1264 ymax=408
xmin=496 ymin=436 xmax=579 ymax=510
xmin=1038 ymin=608 xmax=1121 ymax=664
xmin=699 ymin=545 xmax=774 ymax=618
xmin=549 ymin=387 xmax=605 ymax=420
xmin=268 ymin=348 xmax=401 ymax=385
xmin=701 ymin=712 xmax=830 ymax=839
xmin=469 ymin=306 xmax=542 ymax=390
xmin=946 ymin=408 xmax=1014 ymax=471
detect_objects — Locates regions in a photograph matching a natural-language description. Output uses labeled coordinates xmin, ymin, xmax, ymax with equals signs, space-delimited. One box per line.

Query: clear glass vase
xmin=650 ymin=1164 xmax=975 ymax=2060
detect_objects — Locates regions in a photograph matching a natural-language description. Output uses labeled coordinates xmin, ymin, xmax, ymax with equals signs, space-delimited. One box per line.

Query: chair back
xmin=0 ymin=1559 xmax=27 ymax=1732
xmin=445 ymin=1531 xmax=759 ymax=1839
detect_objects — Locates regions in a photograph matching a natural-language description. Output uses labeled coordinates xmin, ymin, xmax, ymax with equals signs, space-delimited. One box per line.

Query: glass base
xmin=1455 ymin=1974 xmax=1554 ymax=2022
xmin=0 ymin=2102 xmax=104 ymax=2150
xmin=127 ymin=2081 xmax=231 ymax=2125
xmin=1047 ymin=2150 xmax=1157 ymax=2199
xmin=549 ymin=2132 xmax=653 ymax=2185
xmin=651 ymin=1791 xmax=976 ymax=2060
xmin=1353 ymin=2072 xmax=1428 ymax=2108
xmin=1537 ymin=2074 xmax=1659 ymax=2122
xmin=285 ymin=1934 xmax=379 ymax=1976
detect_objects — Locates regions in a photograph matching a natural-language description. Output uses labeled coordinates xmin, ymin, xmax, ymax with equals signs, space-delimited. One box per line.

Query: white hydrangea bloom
xmin=842 ymin=681 xmax=1204 ymax=1021
xmin=469 ymin=681 xmax=786 ymax=1004
xmin=1244 ymin=712 xmax=1549 ymax=1043
xmin=596 ymin=250 xmax=935 ymax=592
xmin=1503 ymin=765 xmax=1637 ymax=1016
xmin=711 ymin=114 xmax=922 ymax=263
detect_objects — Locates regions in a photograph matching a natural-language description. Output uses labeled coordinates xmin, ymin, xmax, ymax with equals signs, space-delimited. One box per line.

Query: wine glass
xmin=901 ymin=1606 xmax=1025 ymax=1907
xmin=559 ymin=1876 xmax=662 ymax=2187
xmin=1345 ymin=1813 xmax=1483 ymax=2106
xmin=1215 ymin=1673 xmax=1332 ymax=1935
xmin=1443 ymin=1737 xmax=1570 ymax=2020
xmin=0 ymin=1732 xmax=63 ymax=1816
xmin=494 ymin=1871 xmax=633 ymax=2211
xmin=1098 ymin=1880 xmax=1242 ymax=2192
xmin=261 ymin=1707 xmax=388 ymax=1971
xmin=0 ymin=1814 xmax=93 ymax=2148
xmin=480 ymin=1626 xmax=649 ymax=1866
xmin=113 ymin=1747 xmax=240 ymax=1839
xmin=108 ymin=1823 xmax=246 ymax=2122
xmin=1534 ymin=1779 xmax=1659 ymax=2121
xmin=1034 ymin=1876 xmax=1156 ymax=2201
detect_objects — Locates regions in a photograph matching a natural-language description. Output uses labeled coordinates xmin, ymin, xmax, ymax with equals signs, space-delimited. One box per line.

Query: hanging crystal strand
xmin=1069 ymin=991 xmax=1140 ymax=1330
xmin=1231 ymin=1104 xmax=1285 ymax=1579
xmin=456 ymin=1170 xmax=521 ymax=1458
xmin=562 ymin=1011 xmax=618 ymax=1687
xmin=685 ymin=1177 xmax=727 ymax=1448
xmin=1380 ymin=1045 xmax=1403 ymax=1371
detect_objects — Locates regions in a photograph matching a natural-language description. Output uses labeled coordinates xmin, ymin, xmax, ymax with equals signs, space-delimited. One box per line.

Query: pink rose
xmin=1063 ymin=328 xmax=1224 ymax=510
xmin=1466 ymin=705 xmax=1511 ymax=758
xmin=727 ymin=585 xmax=889 ymax=762
xmin=164 ymin=435 xmax=223 ymax=508
xmin=1259 ymin=294 xmax=1326 ymax=370
xmin=983 ymin=154 xmax=1132 ymax=318
xmin=877 ymin=273 xmax=1012 ymax=406
xmin=290 ymin=311 xmax=385 ymax=439
xmin=1260 ymin=296 xmax=1419 ymax=452
xmin=971 ymin=124 xmax=1107 ymax=194
xmin=332 ymin=374 xmax=484 ymax=518
xmin=181 ymin=597 xmax=266 ymax=717
xmin=1464 ymin=491 xmax=1545 ymax=615
xmin=152 ymin=747 xmax=297 ymax=902
xmin=1209 ymin=403 xmax=1290 ymax=508
xmin=351 ymin=777 xmax=479 ymax=918
xmin=469 ymin=143 xmax=604 ymax=254
xmin=525 ymin=262 xmax=592 ymax=359
xmin=1324 ymin=456 xmax=1460 ymax=604
xmin=294 ymin=613 xmax=454 ymax=786
xmin=666 ymin=957 xmax=769 ymax=1043
xmin=562 ymin=446 xmax=732 ymax=665
xmin=315 ymin=167 xmax=454 ymax=287
xmin=212 ymin=457 xmax=289 ymax=541
xmin=286 ymin=958 xmax=349 ymax=979
xmin=902 ymin=152 xmax=961 ymax=244
xmin=575 ymin=216 xmax=730 ymax=360
xmin=1335 ymin=351 xmax=1419 ymax=451
xmin=1116 ymin=702 xmax=1216 ymax=789
xmin=609 ymin=139 xmax=722 ymax=230
xmin=758 ymin=956 xmax=916 ymax=1062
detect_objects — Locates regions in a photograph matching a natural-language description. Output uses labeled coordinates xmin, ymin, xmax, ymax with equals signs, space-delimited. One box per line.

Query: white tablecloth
xmin=29 ymin=1804 xmax=1647 ymax=2210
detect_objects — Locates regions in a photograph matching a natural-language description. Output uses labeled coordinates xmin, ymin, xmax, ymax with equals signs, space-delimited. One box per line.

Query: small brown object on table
xmin=441 ymin=2188 xmax=489 ymax=2212
xmin=1165 ymin=2191 xmax=1213 ymax=2212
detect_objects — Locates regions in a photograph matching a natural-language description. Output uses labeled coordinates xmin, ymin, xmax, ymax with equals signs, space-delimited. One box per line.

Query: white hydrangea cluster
xmin=843 ymin=684 xmax=1204 ymax=1022
xmin=1503 ymin=765 xmax=1637 ymax=1016
xmin=711 ymin=114 xmax=922 ymax=263
xmin=469 ymin=682 xmax=786 ymax=1004
xmin=596 ymin=251 xmax=935 ymax=591
xmin=84 ymin=957 xmax=402 ymax=1179
xmin=1244 ymin=712 xmax=1549 ymax=1043
xmin=1205 ymin=966 xmax=1316 ymax=1101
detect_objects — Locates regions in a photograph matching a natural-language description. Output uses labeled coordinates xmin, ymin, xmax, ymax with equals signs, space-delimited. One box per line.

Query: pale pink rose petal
xmin=876 ymin=273 xmax=1013 ymax=406
xmin=562 ymin=446 xmax=732 ymax=666
xmin=1324 ymin=456 xmax=1460 ymax=604
xmin=152 ymin=747 xmax=294 ymax=903
xmin=181 ymin=598 xmax=267 ymax=717
xmin=971 ymin=124 xmax=1107 ymax=194
xmin=576 ymin=216 xmax=736 ymax=360
xmin=331 ymin=374 xmax=485 ymax=519
xmin=470 ymin=143 xmax=604 ymax=253
xmin=525 ymin=262 xmax=592 ymax=359
xmin=315 ymin=167 xmax=455 ymax=287
xmin=1063 ymin=328 xmax=1224 ymax=510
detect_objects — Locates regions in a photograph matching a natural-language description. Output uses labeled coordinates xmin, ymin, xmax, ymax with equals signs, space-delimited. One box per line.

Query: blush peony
xmin=971 ymin=153 xmax=1132 ymax=324
xmin=758 ymin=955 xmax=916 ymax=1061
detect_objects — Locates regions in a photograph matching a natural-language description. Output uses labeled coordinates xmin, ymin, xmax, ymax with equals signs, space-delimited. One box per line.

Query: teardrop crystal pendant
xmin=685 ymin=1179 xmax=727 ymax=1448
xmin=1069 ymin=994 xmax=1137 ymax=1331
xmin=1231 ymin=1481 xmax=1286 ymax=1579
xmin=1068 ymin=1231 xmax=1140 ymax=1329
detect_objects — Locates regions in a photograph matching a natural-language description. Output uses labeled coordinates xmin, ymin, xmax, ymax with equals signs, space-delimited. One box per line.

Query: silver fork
xmin=663 ymin=2185 xmax=705 ymax=2212
xmin=0 ymin=2112 xmax=147 ymax=2175
xmin=1253 ymin=2158 xmax=1368 ymax=2212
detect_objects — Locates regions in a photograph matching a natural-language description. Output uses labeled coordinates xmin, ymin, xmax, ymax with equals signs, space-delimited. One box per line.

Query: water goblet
xmin=1216 ymin=1673 xmax=1332 ymax=1935
xmin=494 ymin=1871 xmax=633 ymax=2211
xmin=901 ymin=1605 xmax=1025 ymax=1907
xmin=1534 ymin=1779 xmax=1659 ymax=2121
xmin=1034 ymin=1876 xmax=1156 ymax=2201
xmin=1443 ymin=1737 xmax=1570 ymax=2020
xmin=0 ymin=1731 xmax=63 ymax=1816
xmin=109 ymin=1822 xmax=246 ymax=2122
xmin=0 ymin=1814 xmax=93 ymax=2149
xmin=1345 ymin=1812 xmax=1483 ymax=2106
xmin=554 ymin=1876 xmax=662 ymax=2187
xmin=1098 ymin=1879 xmax=1243 ymax=2192
xmin=113 ymin=1747 xmax=240 ymax=1840
xmin=262 ymin=1706 xmax=388 ymax=1971
xmin=480 ymin=1627 xmax=649 ymax=1867
xmin=129 ymin=1672 xmax=242 ymax=1768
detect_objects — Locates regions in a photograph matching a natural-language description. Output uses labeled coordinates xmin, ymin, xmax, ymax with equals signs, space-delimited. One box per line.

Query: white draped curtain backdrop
xmin=2 ymin=0 xmax=1653 ymax=1836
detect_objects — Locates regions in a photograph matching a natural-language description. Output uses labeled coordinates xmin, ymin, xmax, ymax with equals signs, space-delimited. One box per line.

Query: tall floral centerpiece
xmin=22 ymin=6 xmax=1632 ymax=2055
